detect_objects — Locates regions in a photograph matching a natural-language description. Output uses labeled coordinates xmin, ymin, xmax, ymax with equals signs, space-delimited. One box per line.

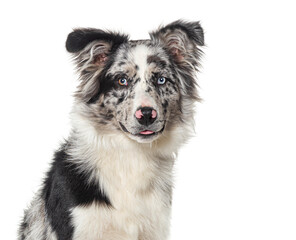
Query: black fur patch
xmin=118 ymin=61 xmax=126 ymax=66
xmin=66 ymin=29 xmax=129 ymax=53
xmin=87 ymin=65 xmax=116 ymax=104
xmin=42 ymin=144 xmax=111 ymax=239
xmin=119 ymin=122 xmax=129 ymax=133
xmin=162 ymin=100 xmax=168 ymax=110
xmin=117 ymin=93 xmax=126 ymax=104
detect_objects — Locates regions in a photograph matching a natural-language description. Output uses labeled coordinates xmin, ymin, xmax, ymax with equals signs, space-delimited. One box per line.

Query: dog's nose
xmin=135 ymin=107 xmax=157 ymax=126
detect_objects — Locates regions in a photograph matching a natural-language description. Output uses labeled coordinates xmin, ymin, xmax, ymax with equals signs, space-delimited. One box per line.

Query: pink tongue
xmin=140 ymin=130 xmax=154 ymax=135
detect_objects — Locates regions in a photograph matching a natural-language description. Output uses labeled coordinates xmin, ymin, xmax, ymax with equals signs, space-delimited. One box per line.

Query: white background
xmin=0 ymin=0 xmax=295 ymax=239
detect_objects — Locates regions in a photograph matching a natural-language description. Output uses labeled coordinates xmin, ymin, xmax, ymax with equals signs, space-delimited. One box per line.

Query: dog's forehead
xmin=130 ymin=44 xmax=154 ymax=78
xmin=109 ymin=41 xmax=168 ymax=76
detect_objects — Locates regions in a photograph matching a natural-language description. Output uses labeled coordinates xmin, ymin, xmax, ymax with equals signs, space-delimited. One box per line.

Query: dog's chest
xmin=71 ymin=152 xmax=172 ymax=240
xmin=71 ymin=189 xmax=170 ymax=240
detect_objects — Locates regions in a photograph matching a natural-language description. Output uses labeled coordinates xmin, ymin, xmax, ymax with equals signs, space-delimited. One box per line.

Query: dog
xmin=18 ymin=20 xmax=204 ymax=240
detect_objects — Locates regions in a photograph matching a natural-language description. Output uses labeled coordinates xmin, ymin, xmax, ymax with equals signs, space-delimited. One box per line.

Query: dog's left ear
xmin=150 ymin=20 xmax=204 ymax=68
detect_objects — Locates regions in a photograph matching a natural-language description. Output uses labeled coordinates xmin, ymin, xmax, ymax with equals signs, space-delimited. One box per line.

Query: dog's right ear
xmin=66 ymin=28 xmax=129 ymax=69
xmin=65 ymin=29 xmax=129 ymax=103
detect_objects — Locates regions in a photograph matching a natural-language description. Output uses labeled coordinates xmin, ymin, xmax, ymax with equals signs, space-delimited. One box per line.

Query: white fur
xmin=131 ymin=45 xmax=151 ymax=80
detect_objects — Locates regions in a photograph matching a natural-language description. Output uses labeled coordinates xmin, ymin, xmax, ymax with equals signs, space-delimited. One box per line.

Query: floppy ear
xmin=150 ymin=20 xmax=204 ymax=68
xmin=65 ymin=29 xmax=129 ymax=103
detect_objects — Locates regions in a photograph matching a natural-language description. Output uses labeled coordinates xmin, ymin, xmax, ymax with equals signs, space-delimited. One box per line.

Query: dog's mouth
xmin=119 ymin=122 xmax=165 ymax=139
xmin=135 ymin=125 xmax=165 ymax=138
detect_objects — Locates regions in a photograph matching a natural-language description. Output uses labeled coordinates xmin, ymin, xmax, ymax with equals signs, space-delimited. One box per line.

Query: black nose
xmin=135 ymin=107 xmax=157 ymax=126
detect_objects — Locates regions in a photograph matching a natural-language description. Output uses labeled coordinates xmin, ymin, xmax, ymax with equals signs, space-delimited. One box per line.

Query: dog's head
xmin=66 ymin=20 xmax=204 ymax=143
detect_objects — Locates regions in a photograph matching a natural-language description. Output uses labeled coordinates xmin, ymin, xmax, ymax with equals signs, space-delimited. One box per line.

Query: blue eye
xmin=157 ymin=77 xmax=166 ymax=85
xmin=118 ymin=78 xmax=128 ymax=86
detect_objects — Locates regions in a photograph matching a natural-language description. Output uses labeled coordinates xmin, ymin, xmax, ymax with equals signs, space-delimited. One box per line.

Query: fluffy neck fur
xmin=66 ymin=101 xmax=194 ymax=202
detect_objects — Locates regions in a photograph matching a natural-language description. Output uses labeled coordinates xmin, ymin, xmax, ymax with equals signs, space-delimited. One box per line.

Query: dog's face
xmin=66 ymin=21 xmax=204 ymax=143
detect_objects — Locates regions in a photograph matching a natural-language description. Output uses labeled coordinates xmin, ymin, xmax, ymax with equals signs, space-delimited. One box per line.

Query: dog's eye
xmin=157 ymin=77 xmax=166 ymax=85
xmin=118 ymin=78 xmax=128 ymax=86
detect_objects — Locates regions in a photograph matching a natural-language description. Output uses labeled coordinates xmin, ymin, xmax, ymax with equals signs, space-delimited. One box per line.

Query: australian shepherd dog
xmin=18 ymin=20 xmax=204 ymax=240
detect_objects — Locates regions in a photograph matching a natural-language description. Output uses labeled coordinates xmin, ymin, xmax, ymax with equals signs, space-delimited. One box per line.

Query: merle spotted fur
xmin=18 ymin=20 xmax=204 ymax=240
